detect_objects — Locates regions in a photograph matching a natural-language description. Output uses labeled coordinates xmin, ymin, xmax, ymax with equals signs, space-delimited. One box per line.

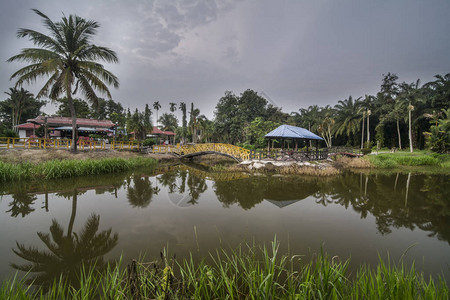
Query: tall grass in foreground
xmin=1 ymin=240 xmax=448 ymax=299
xmin=0 ymin=157 xmax=157 ymax=182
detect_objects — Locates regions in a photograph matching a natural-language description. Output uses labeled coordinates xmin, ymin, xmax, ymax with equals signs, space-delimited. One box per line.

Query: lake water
xmin=0 ymin=164 xmax=449 ymax=286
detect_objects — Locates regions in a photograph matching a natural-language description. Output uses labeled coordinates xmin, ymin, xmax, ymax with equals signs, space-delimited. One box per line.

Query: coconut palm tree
xmin=334 ymin=96 xmax=362 ymax=145
xmin=169 ymin=102 xmax=177 ymax=113
xmin=189 ymin=103 xmax=200 ymax=143
xmin=361 ymin=95 xmax=375 ymax=146
xmin=4 ymin=87 xmax=35 ymax=132
xmin=399 ymin=80 xmax=422 ymax=152
xmin=158 ymin=113 xmax=178 ymax=132
xmin=153 ymin=101 xmax=161 ymax=127
xmin=179 ymin=102 xmax=187 ymax=143
xmin=7 ymin=9 xmax=119 ymax=152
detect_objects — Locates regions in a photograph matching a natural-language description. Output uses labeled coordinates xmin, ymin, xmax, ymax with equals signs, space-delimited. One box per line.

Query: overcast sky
xmin=1 ymin=0 xmax=449 ymax=120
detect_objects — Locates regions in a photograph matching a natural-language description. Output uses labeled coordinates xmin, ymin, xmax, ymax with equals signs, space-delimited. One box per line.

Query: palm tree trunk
xmin=361 ymin=114 xmax=365 ymax=149
xmin=308 ymin=122 xmax=312 ymax=148
xmin=67 ymin=90 xmax=77 ymax=152
xmin=396 ymin=119 xmax=402 ymax=150
xmin=67 ymin=191 xmax=78 ymax=237
xmin=408 ymin=102 xmax=413 ymax=153
xmin=367 ymin=114 xmax=370 ymax=144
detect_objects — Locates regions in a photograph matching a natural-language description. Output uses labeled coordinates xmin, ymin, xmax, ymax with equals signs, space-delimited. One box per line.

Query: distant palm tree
xmin=153 ymin=101 xmax=162 ymax=127
xmin=299 ymin=105 xmax=321 ymax=147
xmin=169 ymin=102 xmax=177 ymax=113
xmin=179 ymin=102 xmax=187 ymax=143
xmin=189 ymin=103 xmax=200 ymax=143
xmin=7 ymin=9 xmax=119 ymax=152
xmin=4 ymin=87 xmax=34 ymax=132
xmin=361 ymin=95 xmax=375 ymax=146
xmin=334 ymin=96 xmax=362 ymax=145
xmin=158 ymin=113 xmax=178 ymax=132
xmin=399 ymin=80 xmax=422 ymax=152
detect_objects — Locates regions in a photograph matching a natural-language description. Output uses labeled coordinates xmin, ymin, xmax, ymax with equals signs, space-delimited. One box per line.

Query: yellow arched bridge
xmin=152 ymin=143 xmax=251 ymax=162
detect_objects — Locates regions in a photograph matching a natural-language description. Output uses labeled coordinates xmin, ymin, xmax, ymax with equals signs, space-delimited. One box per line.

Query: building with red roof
xmin=16 ymin=116 xmax=116 ymax=139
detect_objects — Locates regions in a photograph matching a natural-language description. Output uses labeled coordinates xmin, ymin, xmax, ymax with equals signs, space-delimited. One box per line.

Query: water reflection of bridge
xmin=155 ymin=164 xmax=250 ymax=182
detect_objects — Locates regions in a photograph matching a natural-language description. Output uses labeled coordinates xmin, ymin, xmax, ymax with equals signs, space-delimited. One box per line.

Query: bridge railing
xmin=249 ymin=148 xmax=329 ymax=161
xmin=111 ymin=141 xmax=139 ymax=150
xmin=0 ymin=137 xmax=73 ymax=150
xmin=152 ymin=144 xmax=177 ymax=153
xmin=173 ymin=143 xmax=250 ymax=161
xmin=328 ymin=147 xmax=362 ymax=157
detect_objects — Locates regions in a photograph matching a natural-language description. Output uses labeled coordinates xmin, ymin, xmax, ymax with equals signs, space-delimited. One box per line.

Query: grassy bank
xmin=2 ymin=240 xmax=448 ymax=299
xmin=366 ymin=151 xmax=450 ymax=172
xmin=0 ymin=157 xmax=157 ymax=182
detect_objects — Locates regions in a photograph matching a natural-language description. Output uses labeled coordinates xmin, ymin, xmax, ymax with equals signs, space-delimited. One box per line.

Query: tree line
xmin=3 ymin=9 xmax=448 ymax=152
xmin=2 ymin=71 xmax=449 ymax=153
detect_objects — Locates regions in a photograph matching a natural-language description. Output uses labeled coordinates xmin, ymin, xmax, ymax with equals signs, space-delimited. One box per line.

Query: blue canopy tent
xmin=264 ymin=125 xmax=324 ymax=151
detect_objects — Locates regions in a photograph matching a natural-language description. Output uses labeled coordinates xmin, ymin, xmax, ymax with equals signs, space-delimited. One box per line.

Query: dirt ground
xmin=0 ymin=149 xmax=177 ymax=164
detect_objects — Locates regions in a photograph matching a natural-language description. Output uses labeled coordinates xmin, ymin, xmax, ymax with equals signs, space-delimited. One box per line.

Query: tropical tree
xmin=179 ymin=102 xmax=187 ymax=143
xmin=189 ymin=103 xmax=200 ymax=143
xmin=3 ymin=88 xmax=33 ymax=131
xmin=169 ymin=102 xmax=177 ymax=113
xmin=144 ymin=104 xmax=152 ymax=130
xmin=424 ymin=108 xmax=450 ymax=153
xmin=361 ymin=95 xmax=375 ymax=147
xmin=7 ymin=9 xmax=119 ymax=152
xmin=398 ymin=80 xmax=423 ymax=152
xmin=197 ymin=115 xmax=214 ymax=143
xmin=375 ymin=73 xmax=400 ymax=147
xmin=334 ymin=96 xmax=362 ymax=146
xmin=423 ymin=73 xmax=450 ymax=110
xmin=317 ymin=107 xmax=335 ymax=148
xmin=299 ymin=105 xmax=321 ymax=147
xmin=153 ymin=101 xmax=161 ymax=127
xmin=1 ymin=88 xmax=45 ymax=132
xmin=159 ymin=113 xmax=178 ymax=132
xmin=128 ymin=108 xmax=152 ymax=141
xmin=246 ymin=117 xmax=279 ymax=148
xmin=56 ymin=98 xmax=91 ymax=118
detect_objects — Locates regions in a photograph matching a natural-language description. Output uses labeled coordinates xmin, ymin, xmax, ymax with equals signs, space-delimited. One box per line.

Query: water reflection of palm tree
xmin=12 ymin=213 xmax=118 ymax=291
xmin=157 ymin=172 xmax=178 ymax=193
xmin=187 ymin=172 xmax=207 ymax=205
xmin=127 ymin=175 xmax=159 ymax=208
xmin=6 ymin=190 xmax=37 ymax=218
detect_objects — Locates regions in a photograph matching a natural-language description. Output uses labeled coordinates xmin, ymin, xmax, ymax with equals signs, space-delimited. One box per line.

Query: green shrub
xmin=142 ymin=137 xmax=158 ymax=147
xmin=0 ymin=129 xmax=19 ymax=138
xmin=361 ymin=148 xmax=372 ymax=155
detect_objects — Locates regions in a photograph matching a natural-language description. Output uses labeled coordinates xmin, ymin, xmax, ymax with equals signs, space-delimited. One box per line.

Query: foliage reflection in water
xmin=0 ymin=165 xmax=448 ymax=290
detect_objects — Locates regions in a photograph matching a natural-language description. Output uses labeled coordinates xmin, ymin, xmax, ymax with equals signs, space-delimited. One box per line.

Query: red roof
xmin=16 ymin=123 xmax=40 ymax=129
xmin=27 ymin=116 xmax=115 ymax=128
xmin=152 ymin=126 xmax=176 ymax=136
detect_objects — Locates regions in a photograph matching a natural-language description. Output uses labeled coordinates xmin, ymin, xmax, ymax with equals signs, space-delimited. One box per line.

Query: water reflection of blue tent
xmin=265 ymin=199 xmax=301 ymax=208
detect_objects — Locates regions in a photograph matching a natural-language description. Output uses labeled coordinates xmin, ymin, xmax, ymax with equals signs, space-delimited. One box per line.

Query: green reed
xmin=0 ymin=157 xmax=157 ymax=182
xmin=1 ymin=238 xmax=448 ymax=299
